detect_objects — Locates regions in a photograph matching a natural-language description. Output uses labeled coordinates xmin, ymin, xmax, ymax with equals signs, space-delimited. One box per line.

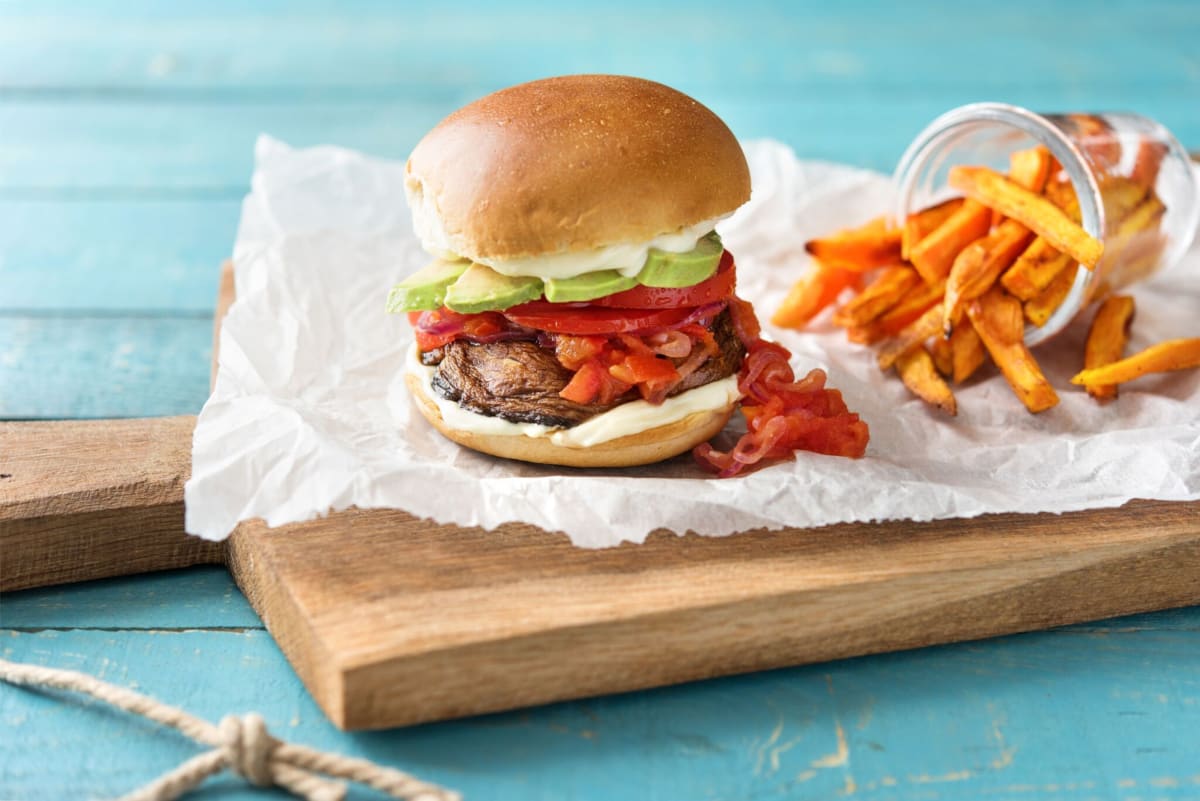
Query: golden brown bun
xmin=405 ymin=371 xmax=735 ymax=468
xmin=406 ymin=75 xmax=751 ymax=261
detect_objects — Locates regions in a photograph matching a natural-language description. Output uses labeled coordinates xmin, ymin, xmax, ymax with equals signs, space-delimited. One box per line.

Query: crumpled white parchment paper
xmin=184 ymin=136 xmax=1200 ymax=547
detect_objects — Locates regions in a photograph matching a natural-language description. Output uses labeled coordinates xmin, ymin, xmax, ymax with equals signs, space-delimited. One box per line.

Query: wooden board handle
xmin=0 ymin=416 xmax=224 ymax=590
xmin=1 ymin=263 xmax=235 ymax=591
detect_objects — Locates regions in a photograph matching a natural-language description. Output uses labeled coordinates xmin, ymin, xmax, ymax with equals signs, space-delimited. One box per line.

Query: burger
xmin=390 ymin=75 xmax=868 ymax=474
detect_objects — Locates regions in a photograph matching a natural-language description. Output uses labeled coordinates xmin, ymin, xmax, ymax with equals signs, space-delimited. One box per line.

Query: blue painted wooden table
xmin=2 ymin=2 xmax=1198 ymax=798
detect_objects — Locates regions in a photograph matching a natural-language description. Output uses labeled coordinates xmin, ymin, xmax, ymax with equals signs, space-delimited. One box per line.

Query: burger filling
xmin=420 ymin=309 xmax=745 ymax=428
xmin=390 ymin=235 xmax=868 ymax=474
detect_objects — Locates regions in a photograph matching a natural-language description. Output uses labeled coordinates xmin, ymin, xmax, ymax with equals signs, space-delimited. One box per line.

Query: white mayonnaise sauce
xmin=406 ymin=181 xmax=724 ymax=280
xmin=478 ymin=217 xmax=725 ymax=280
xmin=405 ymin=343 xmax=740 ymax=447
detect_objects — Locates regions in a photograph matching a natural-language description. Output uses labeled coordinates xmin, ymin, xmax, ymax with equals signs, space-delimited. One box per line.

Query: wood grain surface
xmin=4 ymin=3 xmax=1200 ymax=796
xmin=0 ymin=262 xmax=236 ymax=591
xmin=5 ymin=263 xmax=1199 ymax=730
xmin=0 ymin=416 xmax=219 ymax=591
xmin=6 ymin=403 xmax=1198 ymax=728
xmin=228 ymin=501 xmax=1200 ymax=730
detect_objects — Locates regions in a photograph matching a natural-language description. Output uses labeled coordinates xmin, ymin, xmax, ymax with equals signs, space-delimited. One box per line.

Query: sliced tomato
xmin=592 ymin=251 xmax=736 ymax=309
xmin=559 ymin=361 xmax=607 ymax=404
xmin=503 ymin=304 xmax=696 ymax=335
xmin=555 ymin=335 xmax=607 ymax=370
xmin=608 ymin=351 xmax=679 ymax=386
xmin=559 ymin=358 xmax=634 ymax=405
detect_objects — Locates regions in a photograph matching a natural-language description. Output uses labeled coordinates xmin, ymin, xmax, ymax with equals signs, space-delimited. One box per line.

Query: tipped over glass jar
xmin=893 ymin=103 xmax=1198 ymax=345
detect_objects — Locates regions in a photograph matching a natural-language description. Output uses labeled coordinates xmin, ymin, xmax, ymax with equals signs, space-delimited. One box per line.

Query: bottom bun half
xmin=404 ymin=371 xmax=736 ymax=468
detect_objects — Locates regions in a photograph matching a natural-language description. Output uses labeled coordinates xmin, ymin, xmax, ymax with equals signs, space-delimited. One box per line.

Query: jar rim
xmin=892 ymin=102 xmax=1105 ymax=346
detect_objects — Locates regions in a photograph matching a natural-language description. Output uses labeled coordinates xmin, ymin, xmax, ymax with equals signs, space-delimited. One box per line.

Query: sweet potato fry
xmin=1042 ymin=178 xmax=1081 ymax=220
xmin=1023 ymin=263 xmax=1078 ymax=327
xmin=1010 ymin=146 xmax=1054 ymax=194
xmin=844 ymin=326 xmax=878 ymax=345
xmin=1082 ymin=295 xmax=1136 ymax=401
xmin=1000 ymin=178 xmax=1082 ymax=301
xmin=1130 ymin=140 xmax=1168 ymax=190
xmin=805 ymin=216 xmax=902 ymax=271
xmin=1000 ymin=238 xmax=1074 ymax=301
xmin=1047 ymin=152 xmax=1064 ymax=172
xmin=1116 ymin=195 xmax=1167 ymax=239
xmin=1063 ymin=113 xmax=1122 ymax=172
xmin=1022 ymin=267 xmax=1076 ymax=327
xmin=948 ymin=166 xmax=1103 ymax=269
xmin=1071 ymin=338 xmax=1200 ymax=386
xmin=909 ymin=199 xmax=992 ymax=286
xmin=943 ymin=219 xmax=1034 ymax=332
xmin=1099 ymin=177 xmax=1150 ymax=231
xmin=832 ymin=266 xmax=920 ymax=328
xmin=950 ymin=321 xmax=986 ymax=384
xmin=772 ymin=261 xmax=862 ymax=329
xmin=877 ymin=304 xmax=944 ymax=370
xmin=967 ymin=288 xmax=1059 ymax=413
xmin=930 ymin=335 xmax=954 ymax=378
xmin=848 ymin=279 xmax=945 ymax=344
xmin=1045 ymin=184 xmax=1085 ymax=295
xmin=902 ymin=198 xmax=964 ymax=261
xmin=992 ymin=146 xmax=1054 ymax=226
xmin=895 ymin=346 xmax=957 ymax=416
xmin=970 ymin=287 xmax=1024 ymax=344
xmin=1102 ymin=195 xmax=1167 ymax=288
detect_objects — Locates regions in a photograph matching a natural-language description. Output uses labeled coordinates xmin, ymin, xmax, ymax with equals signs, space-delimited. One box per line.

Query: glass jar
xmin=893 ymin=102 xmax=1198 ymax=345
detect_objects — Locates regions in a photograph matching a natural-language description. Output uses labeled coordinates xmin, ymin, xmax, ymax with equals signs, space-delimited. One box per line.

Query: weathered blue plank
xmin=0 ymin=568 xmax=260 ymax=630
xmin=0 ymin=100 xmax=443 ymax=192
xmin=0 ymin=0 xmax=1195 ymax=96
xmin=2 ymin=91 xmax=1195 ymax=194
xmin=4 ymin=1 xmax=1200 ymax=796
xmin=3 ymin=616 xmax=1199 ymax=800
xmin=0 ymin=315 xmax=210 ymax=418
xmin=0 ymin=200 xmax=234 ymax=311
xmin=0 ymin=2 xmax=1195 ymax=190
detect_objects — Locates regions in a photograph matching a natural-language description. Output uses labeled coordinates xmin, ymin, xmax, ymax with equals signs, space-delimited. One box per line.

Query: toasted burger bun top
xmin=406 ymin=75 xmax=751 ymax=262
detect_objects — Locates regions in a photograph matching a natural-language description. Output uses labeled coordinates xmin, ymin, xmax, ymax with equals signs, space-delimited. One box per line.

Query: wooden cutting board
xmin=3 ymin=263 xmax=1199 ymax=730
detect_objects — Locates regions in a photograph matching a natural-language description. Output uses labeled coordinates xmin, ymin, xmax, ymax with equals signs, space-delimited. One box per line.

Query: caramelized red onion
xmin=645 ymin=330 xmax=693 ymax=359
xmin=412 ymin=309 xmax=537 ymax=344
xmin=694 ymin=300 xmax=869 ymax=477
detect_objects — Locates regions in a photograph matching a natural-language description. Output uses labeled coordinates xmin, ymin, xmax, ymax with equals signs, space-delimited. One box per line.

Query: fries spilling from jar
xmin=774 ymin=135 xmax=1199 ymax=415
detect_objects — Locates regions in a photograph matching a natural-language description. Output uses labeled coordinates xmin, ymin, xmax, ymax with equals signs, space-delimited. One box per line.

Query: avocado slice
xmin=544 ymin=269 xmax=639 ymax=303
xmin=386 ymin=258 xmax=470 ymax=313
xmin=636 ymin=231 xmax=724 ymax=288
xmin=444 ymin=263 xmax=544 ymax=313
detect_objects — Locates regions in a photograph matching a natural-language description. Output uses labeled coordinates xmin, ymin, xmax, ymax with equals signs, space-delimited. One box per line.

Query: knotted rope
xmin=0 ymin=658 xmax=460 ymax=801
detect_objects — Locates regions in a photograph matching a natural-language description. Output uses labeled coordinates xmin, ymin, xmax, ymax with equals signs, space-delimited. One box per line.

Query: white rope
xmin=0 ymin=658 xmax=460 ymax=801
